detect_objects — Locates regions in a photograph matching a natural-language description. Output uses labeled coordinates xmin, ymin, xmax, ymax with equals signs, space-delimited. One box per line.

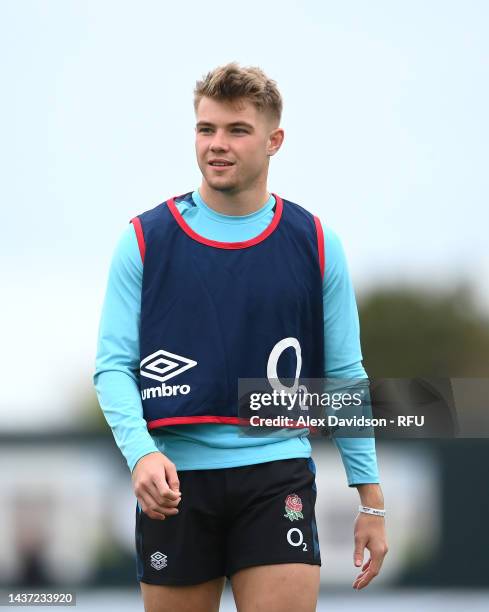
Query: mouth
xmin=208 ymin=160 xmax=235 ymax=171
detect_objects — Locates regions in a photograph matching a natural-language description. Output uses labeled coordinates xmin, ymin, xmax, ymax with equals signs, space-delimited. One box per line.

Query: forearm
xmin=355 ymin=483 xmax=384 ymax=507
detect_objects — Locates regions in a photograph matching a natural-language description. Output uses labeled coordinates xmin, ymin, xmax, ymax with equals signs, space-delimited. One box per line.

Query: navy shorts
xmin=135 ymin=457 xmax=321 ymax=585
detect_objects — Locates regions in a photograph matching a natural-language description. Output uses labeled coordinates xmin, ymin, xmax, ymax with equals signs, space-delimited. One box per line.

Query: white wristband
xmin=359 ymin=504 xmax=386 ymax=517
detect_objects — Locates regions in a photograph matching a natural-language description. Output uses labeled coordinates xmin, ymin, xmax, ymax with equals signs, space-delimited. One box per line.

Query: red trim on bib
xmin=130 ymin=217 xmax=146 ymax=263
xmin=313 ymin=216 xmax=325 ymax=279
xmin=147 ymin=415 xmax=316 ymax=431
xmin=147 ymin=415 xmax=249 ymax=428
xmin=166 ymin=194 xmax=284 ymax=250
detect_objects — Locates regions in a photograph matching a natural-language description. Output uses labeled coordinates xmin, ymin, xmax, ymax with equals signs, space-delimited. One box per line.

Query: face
xmin=195 ymin=96 xmax=283 ymax=195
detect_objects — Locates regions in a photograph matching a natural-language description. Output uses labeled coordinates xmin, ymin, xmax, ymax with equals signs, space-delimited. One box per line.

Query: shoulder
xmin=280 ymin=197 xmax=346 ymax=253
xmin=129 ymin=199 xmax=174 ymax=263
xmin=321 ymin=226 xmax=352 ymax=286
xmin=132 ymin=201 xmax=168 ymax=226
xmin=132 ymin=191 xmax=193 ymax=223
xmin=281 ymin=198 xmax=324 ymax=252
xmin=323 ymin=226 xmax=346 ymax=262
xmin=282 ymin=196 xmax=317 ymax=224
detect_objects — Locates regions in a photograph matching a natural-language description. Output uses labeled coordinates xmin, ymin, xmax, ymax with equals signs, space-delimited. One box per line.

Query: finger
xmin=158 ymin=496 xmax=181 ymax=508
xmin=145 ymin=496 xmax=181 ymax=515
xmin=353 ymin=562 xmax=370 ymax=587
xmin=353 ymin=578 xmax=365 ymax=590
xmin=353 ymin=570 xmax=370 ymax=590
xmin=352 ymin=565 xmax=370 ymax=585
xmin=152 ymin=474 xmax=181 ymax=504
xmin=154 ymin=506 xmax=180 ymax=516
xmin=139 ymin=495 xmax=180 ymax=520
xmin=146 ymin=479 xmax=181 ymax=507
xmin=139 ymin=485 xmax=180 ymax=516
xmin=164 ymin=461 xmax=180 ymax=494
xmin=163 ymin=488 xmax=181 ymax=502
xmin=354 ymin=568 xmax=375 ymax=590
xmin=367 ymin=546 xmax=385 ymax=577
xmin=353 ymin=538 xmax=366 ymax=567
xmin=148 ymin=497 xmax=181 ymax=513
xmin=353 ymin=551 xmax=383 ymax=590
xmin=138 ymin=493 xmax=167 ymax=520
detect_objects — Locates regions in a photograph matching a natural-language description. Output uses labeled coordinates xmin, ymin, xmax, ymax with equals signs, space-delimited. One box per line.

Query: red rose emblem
xmin=285 ymin=494 xmax=303 ymax=513
xmin=284 ymin=494 xmax=304 ymax=521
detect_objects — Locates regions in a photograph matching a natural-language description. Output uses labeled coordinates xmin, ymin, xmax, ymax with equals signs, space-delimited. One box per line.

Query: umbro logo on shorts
xmin=150 ymin=551 xmax=167 ymax=570
xmin=140 ymin=349 xmax=197 ymax=383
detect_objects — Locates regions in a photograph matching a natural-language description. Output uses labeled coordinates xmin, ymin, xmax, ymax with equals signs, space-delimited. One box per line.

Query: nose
xmin=209 ymin=129 xmax=229 ymax=152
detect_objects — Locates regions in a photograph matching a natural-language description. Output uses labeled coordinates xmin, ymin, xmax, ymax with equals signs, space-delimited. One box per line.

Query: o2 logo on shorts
xmin=287 ymin=528 xmax=308 ymax=552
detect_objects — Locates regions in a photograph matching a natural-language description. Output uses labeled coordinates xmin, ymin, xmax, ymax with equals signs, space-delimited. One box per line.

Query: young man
xmin=94 ymin=63 xmax=388 ymax=612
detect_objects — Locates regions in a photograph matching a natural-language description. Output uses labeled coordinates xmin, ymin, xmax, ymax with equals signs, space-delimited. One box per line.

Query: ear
xmin=267 ymin=127 xmax=285 ymax=157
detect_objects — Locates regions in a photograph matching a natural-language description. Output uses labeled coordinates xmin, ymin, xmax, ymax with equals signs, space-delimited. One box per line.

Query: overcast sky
xmin=1 ymin=0 xmax=488 ymax=430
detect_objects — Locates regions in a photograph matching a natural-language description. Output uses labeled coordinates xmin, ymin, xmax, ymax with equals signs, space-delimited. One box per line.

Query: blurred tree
xmin=358 ymin=284 xmax=489 ymax=377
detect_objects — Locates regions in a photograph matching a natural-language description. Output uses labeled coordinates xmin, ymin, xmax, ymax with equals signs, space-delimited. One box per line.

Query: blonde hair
xmin=194 ymin=62 xmax=282 ymax=125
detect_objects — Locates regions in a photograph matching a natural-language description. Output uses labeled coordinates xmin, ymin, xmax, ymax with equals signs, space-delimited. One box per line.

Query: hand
xmin=132 ymin=451 xmax=182 ymax=521
xmin=352 ymin=512 xmax=388 ymax=590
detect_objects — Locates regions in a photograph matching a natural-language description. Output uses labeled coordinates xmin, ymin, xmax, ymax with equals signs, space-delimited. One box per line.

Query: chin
xmin=205 ymin=177 xmax=238 ymax=192
xmin=210 ymin=185 xmax=237 ymax=193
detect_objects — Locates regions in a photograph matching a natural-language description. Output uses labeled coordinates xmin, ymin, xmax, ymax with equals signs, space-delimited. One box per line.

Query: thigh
xmin=140 ymin=577 xmax=225 ymax=612
xmin=225 ymin=458 xmax=321 ymax=577
xmin=231 ymin=563 xmax=320 ymax=612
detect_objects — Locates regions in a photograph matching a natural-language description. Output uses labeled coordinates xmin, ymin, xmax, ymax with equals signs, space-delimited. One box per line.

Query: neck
xmin=198 ymin=181 xmax=271 ymax=216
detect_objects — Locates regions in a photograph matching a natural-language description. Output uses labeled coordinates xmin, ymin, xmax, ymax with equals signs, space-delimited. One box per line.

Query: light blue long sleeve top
xmin=93 ymin=190 xmax=379 ymax=486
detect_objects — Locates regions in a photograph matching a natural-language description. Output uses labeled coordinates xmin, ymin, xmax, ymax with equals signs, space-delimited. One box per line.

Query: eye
xmin=198 ymin=127 xmax=212 ymax=133
xmin=232 ymin=128 xmax=248 ymax=133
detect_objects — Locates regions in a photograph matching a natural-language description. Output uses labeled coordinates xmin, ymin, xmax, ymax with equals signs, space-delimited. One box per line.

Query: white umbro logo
xmin=140 ymin=349 xmax=197 ymax=383
xmin=150 ymin=551 xmax=167 ymax=570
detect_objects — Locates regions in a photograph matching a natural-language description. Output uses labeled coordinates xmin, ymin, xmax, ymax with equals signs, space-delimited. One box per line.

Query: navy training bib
xmin=130 ymin=192 xmax=325 ymax=430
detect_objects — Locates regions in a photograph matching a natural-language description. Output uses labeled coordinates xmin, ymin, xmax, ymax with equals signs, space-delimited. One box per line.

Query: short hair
xmin=194 ymin=62 xmax=282 ymax=125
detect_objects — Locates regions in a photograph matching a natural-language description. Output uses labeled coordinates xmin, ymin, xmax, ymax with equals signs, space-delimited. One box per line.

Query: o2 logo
xmin=266 ymin=337 xmax=309 ymax=406
xmin=287 ymin=527 xmax=308 ymax=551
